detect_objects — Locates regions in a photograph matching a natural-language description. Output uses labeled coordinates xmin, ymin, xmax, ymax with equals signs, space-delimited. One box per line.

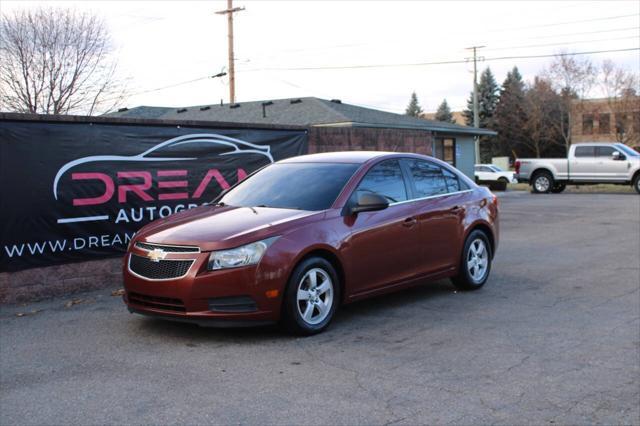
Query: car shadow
xmin=131 ymin=278 xmax=458 ymax=342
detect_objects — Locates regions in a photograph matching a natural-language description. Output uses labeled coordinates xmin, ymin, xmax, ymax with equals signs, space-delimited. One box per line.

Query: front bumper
xmin=122 ymin=248 xmax=286 ymax=326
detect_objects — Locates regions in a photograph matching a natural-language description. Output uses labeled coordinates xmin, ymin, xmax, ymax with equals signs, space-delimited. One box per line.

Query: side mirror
xmin=350 ymin=193 xmax=389 ymax=214
xmin=612 ymin=151 xmax=626 ymax=161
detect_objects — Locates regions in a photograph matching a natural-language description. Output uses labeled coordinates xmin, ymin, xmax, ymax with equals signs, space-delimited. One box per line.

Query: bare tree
xmin=0 ymin=7 xmax=125 ymax=115
xmin=545 ymin=53 xmax=597 ymax=149
xmin=523 ymin=77 xmax=564 ymax=158
xmin=600 ymin=60 xmax=639 ymax=145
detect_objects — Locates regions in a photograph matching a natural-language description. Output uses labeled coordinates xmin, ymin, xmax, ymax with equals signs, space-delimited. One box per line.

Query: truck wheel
xmin=633 ymin=174 xmax=640 ymax=194
xmin=531 ymin=171 xmax=554 ymax=194
xmin=551 ymin=183 xmax=566 ymax=193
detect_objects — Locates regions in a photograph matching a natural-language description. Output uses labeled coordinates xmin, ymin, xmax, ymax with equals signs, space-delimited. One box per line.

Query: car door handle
xmin=402 ymin=217 xmax=417 ymax=227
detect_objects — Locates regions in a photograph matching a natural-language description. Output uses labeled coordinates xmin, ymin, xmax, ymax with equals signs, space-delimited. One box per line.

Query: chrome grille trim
xmin=135 ymin=241 xmax=201 ymax=253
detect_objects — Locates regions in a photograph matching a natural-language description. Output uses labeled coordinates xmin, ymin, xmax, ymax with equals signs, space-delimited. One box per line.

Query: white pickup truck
xmin=515 ymin=143 xmax=640 ymax=194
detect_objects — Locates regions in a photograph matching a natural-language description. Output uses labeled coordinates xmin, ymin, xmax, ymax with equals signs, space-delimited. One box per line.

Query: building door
xmin=433 ymin=138 xmax=456 ymax=166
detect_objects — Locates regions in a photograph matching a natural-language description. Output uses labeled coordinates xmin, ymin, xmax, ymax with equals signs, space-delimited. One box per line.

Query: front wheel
xmin=451 ymin=230 xmax=492 ymax=291
xmin=282 ymin=257 xmax=340 ymax=335
xmin=633 ymin=174 xmax=640 ymax=194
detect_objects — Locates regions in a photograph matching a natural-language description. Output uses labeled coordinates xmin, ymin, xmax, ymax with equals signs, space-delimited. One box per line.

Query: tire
xmin=498 ymin=177 xmax=509 ymax=184
xmin=282 ymin=257 xmax=340 ymax=335
xmin=451 ymin=230 xmax=492 ymax=291
xmin=531 ymin=171 xmax=554 ymax=194
xmin=551 ymin=183 xmax=566 ymax=193
xmin=633 ymin=174 xmax=640 ymax=194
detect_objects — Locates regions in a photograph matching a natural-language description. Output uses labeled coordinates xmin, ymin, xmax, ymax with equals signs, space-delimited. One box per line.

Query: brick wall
xmin=0 ymin=258 xmax=122 ymax=304
xmin=308 ymin=127 xmax=433 ymax=155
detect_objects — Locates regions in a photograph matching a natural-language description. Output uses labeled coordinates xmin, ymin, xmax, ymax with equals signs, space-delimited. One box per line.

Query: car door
xmin=344 ymin=159 xmax=423 ymax=295
xmin=403 ymin=159 xmax=467 ymax=275
xmin=595 ymin=146 xmax=630 ymax=181
xmin=571 ymin=146 xmax=598 ymax=180
xmin=475 ymin=166 xmax=493 ymax=182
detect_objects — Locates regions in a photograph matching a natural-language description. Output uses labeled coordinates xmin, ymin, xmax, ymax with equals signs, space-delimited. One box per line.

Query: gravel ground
xmin=1 ymin=193 xmax=639 ymax=425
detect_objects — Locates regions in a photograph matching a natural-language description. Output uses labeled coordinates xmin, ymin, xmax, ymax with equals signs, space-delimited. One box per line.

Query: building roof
xmin=106 ymin=97 xmax=496 ymax=136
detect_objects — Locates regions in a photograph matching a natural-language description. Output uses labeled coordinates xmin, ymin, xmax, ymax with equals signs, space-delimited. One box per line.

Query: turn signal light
xmin=265 ymin=289 xmax=279 ymax=299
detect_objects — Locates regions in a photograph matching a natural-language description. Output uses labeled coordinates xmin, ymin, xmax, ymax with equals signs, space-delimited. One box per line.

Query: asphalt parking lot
xmin=1 ymin=193 xmax=639 ymax=425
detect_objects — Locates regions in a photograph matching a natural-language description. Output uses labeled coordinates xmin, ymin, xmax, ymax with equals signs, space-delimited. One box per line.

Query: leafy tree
xmin=0 ymin=7 xmax=125 ymax=115
xmin=463 ymin=67 xmax=499 ymax=162
xmin=434 ymin=99 xmax=456 ymax=123
xmin=405 ymin=91 xmax=423 ymax=117
xmin=493 ymin=67 xmax=529 ymax=160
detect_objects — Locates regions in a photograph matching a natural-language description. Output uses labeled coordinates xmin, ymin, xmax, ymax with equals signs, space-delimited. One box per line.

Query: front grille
xmin=135 ymin=242 xmax=200 ymax=253
xmin=129 ymin=254 xmax=194 ymax=280
xmin=128 ymin=292 xmax=186 ymax=312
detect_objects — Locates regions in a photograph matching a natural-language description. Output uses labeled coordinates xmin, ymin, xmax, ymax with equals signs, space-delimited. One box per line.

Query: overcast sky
xmin=2 ymin=0 xmax=639 ymax=114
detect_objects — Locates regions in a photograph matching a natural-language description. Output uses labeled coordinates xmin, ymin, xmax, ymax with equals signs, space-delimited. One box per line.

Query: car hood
xmin=136 ymin=205 xmax=322 ymax=251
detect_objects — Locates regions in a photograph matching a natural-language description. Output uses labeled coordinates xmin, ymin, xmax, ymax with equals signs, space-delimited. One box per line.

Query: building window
xmin=582 ymin=114 xmax=594 ymax=135
xmin=615 ymin=113 xmax=629 ymax=137
xmin=433 ymin=138 xmax=456 ymax=166
xmin=598 ymin=113 xmax=610 ymax=134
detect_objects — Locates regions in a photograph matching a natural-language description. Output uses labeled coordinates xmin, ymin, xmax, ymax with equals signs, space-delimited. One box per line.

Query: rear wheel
xmin=282 ymin=257 xmax=340 ymax=335
xmin=531 ymin=171 xmax=553 ymax=194
xmin=451 ymin=230 xmax=492 ymax=291
xmin=633 ymin=174 xmax=640 ymax=194
xmin=551 ymin=183 xmax=566 ymax=193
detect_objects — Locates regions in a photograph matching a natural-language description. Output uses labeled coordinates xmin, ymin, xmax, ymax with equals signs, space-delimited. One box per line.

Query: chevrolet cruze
xmin=123 ymin=151 xmax=499 ymax=335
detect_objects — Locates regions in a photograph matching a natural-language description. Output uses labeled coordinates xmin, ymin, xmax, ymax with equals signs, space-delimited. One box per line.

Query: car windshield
xmin=489 ymin=165 xmax=504 ymax=172
xmin=220 ymin=162 xmax=360 ymax=211
xmin=615 ymin=144 xmax=640 ymax=157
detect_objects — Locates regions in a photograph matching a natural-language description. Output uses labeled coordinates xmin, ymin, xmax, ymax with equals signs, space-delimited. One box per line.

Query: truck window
xmin=596 ymin=146 xmax=616 ymax=157
xmin=575 ymin=146 xmax=596 ymax=157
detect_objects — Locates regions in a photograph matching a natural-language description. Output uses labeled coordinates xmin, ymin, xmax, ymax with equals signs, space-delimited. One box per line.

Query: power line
xmin=485 ymin=35 xmax=640 ymax=52
xmin=489 ymin=13 xmax=639 ymax=32
xmin=239 ymin=47 xmax=640 ymax=72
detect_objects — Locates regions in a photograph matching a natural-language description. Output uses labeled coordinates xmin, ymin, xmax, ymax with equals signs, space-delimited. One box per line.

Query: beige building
xmin=572 ymin=97 xmax=640 ymax=149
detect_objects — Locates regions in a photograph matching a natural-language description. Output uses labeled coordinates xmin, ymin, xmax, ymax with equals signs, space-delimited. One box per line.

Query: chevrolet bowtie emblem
xmin=147 ymin=248 xmax=167 ymax=262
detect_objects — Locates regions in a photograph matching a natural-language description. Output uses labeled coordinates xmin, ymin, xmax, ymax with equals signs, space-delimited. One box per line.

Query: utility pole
xmin=466 ymin=45 xmax=485 ymax=163
xmin=216 ymin=0 xmax=244 ymax=104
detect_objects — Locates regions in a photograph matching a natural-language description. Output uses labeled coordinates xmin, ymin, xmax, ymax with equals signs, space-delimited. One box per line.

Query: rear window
xmin=221 ymin=163 xmax=359 ymax=211
xmin=575 ymin=146 xmax=596 ymax=157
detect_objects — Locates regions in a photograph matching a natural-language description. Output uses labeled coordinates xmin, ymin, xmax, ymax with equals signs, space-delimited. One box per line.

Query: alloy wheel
xmin=296 ymin=268 xmax=334 ymax=325
xmin=535 ymin=176 xmax=550 ymax=192
xmin=467 ymin=239 xmax=489 ymax=283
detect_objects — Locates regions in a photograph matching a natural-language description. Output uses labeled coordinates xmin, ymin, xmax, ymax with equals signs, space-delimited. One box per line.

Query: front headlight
xmin=207 ymin=237 xmax=278 ymax=270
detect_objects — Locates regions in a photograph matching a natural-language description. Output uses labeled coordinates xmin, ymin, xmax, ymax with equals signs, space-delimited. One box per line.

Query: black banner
xmin=0 ymin=119 xmax=307 ymax=272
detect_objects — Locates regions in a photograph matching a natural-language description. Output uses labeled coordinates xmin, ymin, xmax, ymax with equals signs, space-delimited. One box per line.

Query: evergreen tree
xmin=405 ymin=91 xmax=423 ymax=117
xmin=462 ymin=67 xmax=500 ymax=127
xmin=493 ymin=66 xmax=529 ymax=160
xmin=462 ymin=67 xmax=500 ymax=162
xmin=434 ymin=99 xmax=456 ymax=123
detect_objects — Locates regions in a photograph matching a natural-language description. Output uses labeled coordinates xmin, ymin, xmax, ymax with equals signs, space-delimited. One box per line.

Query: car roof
xmin=279 ymin=151 xmax=399 ymax=164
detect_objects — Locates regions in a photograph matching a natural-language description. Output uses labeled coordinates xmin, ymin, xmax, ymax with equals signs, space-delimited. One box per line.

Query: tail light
xmin=514 ymin=160 xmax=521 ymax=174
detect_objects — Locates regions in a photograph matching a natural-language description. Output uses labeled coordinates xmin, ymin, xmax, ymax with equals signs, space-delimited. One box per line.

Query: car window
xmin=596 ymin=146 xmax=617 ymax=157
xmin=406 ymin=160 xmax=448 ymax=198
xmin=354 ymin=160 xmax=408 ymax=203
xmin=490 ymin=165 xmax=504 ymax=172
xmin=221 ymin=163 xmax=359 ymax=211
xmin=476 ymin=166 xmax=490 ymax=172
xmin=442 ymin=168 xmax=462 ymax=192
xmin=574 ymin=146 xmax=596 ymax=157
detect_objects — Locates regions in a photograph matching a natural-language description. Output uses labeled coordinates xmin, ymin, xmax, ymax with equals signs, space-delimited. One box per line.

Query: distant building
xmin=107 ymin=97 xmax=495 ymax=178
xmin=572 ymin=97 xmax=640 ymax=149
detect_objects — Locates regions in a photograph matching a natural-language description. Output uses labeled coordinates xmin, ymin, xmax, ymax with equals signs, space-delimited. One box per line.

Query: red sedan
xmin=123 ymin=151 xmax=499 ymax=335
